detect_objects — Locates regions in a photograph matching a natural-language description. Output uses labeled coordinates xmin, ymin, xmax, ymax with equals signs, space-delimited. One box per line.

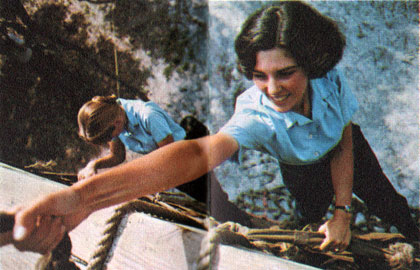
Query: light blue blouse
xmin=116 ymin=99 xmax=186 ymax=154
xmin=220 ymin=67 xmax=359 ymax=165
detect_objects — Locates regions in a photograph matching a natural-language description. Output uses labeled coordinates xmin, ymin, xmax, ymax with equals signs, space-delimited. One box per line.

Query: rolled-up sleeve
xmin=145 ymin=109 xmax=174 ymax=143
xmin=220 ymin=111 xmax=266 ymax=163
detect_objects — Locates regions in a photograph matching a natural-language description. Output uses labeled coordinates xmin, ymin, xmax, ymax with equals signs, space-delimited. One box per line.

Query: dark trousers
xmin=177 ymin=171 xmax=252 ymax=226
xmin=280 ymin=124 xmax=419 ymax=241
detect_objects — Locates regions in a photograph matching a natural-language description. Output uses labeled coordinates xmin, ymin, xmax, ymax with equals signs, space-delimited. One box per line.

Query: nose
xmin=266 ymin=77 xmax=280 ymax=95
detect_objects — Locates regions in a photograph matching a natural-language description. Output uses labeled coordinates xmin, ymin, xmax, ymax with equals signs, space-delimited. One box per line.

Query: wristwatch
xmin=334 ymin=205 xmax=353 ymax=214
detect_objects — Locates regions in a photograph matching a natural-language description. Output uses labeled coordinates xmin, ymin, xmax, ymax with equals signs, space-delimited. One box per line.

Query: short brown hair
xmin=235 ymin=1 xmax=346 ymax=80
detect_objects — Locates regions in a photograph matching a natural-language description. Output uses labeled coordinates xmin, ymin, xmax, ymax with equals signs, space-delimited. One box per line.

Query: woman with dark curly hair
xmin=225 ymin=3 xmax=418 ymax=249
xmin=4 ymin=1 xmax=418 ymax=255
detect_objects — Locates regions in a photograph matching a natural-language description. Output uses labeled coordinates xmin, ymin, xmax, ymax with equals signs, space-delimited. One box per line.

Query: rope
xmin=385 ymin=242 xmax=415 ymax=270
xmin=111 ymin=0 xmax=120 ymax=97
xmin=196 ymin=221 xmax=253 ymax=270
xmin=86 ymin=196 xmax=208 ymax=270
xmin=196 ymin=221 xmax=418 ymax=270
xmin=71 ymin=193 xmax=417 ymax=269
xmin=86 ymin=202 xmax=137 ymax=270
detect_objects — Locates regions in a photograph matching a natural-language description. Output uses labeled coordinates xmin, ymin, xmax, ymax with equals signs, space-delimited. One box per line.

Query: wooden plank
xmin=0 ymin=163 xmax=118 ymax=270
xmin=105 ymin=213 xmax=205 ymax=270
xmin=0 ymin=163 xmax=62 ymax=270
xmin=105 ymin=213 xmax=320 ymax=270
xmin=68 ymin=204 xmax=119 ymax=265
xmin=216 ymin=245 xmax=320 ymax=270
xmin=0 ymin=245 xmax=43 ymax=270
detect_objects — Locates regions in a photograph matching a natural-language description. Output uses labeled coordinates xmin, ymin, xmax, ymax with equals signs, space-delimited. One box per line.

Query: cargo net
xmin=235 ymin=185 xmax=420 ymax=235
xmin=231 ymin=186 xmax=420 ymax=269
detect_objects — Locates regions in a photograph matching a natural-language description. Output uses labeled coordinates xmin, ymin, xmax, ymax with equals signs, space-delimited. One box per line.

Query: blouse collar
xmin=258 ymin=76 xmax=337 ymax=129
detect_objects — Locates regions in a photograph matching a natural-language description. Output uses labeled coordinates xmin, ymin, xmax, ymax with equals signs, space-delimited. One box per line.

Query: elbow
xmin=181 ymin=138 xmax=208 ymax=162
xmin=175 ymin=138 xmax=210 ymax=175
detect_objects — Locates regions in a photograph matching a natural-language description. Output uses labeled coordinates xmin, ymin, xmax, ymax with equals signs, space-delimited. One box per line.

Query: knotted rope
xmin=86 ymin=195 xmax=208 ymax=270
xmin=86 ymin=202 xmax=136 ymax=270
xmin=1 ymin=193 xmax=207 ymax=270
xmin=385 ymin=243 xmax=415 ymax=270
xmin=196 ymin=220 xmax=252 ymax=270
xmin=196 ymin=221 xmax=418 ymax=270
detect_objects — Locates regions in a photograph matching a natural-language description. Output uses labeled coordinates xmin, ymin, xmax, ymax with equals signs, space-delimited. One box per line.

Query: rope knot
xmin=385 ymin=242 xmax=414 ymax=270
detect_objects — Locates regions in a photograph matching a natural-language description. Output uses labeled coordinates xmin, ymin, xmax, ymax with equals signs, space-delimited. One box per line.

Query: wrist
xmin=333 ymin=208 xmax=352 ymax=218
xmin=334 ymin=204 xmax=353 ymax=214
xmin=69 ymin=184 xmax=88 ymax=213
xmin=333 ymin=204 xmax=353 ymax=222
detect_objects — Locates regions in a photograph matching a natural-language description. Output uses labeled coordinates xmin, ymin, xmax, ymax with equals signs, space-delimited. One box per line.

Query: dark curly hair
xmin=235 ymin=1 xmax=346 ymax=80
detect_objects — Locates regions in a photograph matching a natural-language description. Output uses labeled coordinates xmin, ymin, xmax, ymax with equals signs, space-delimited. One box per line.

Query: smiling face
xmin=253 ymin=47 xmax=309 ymax=115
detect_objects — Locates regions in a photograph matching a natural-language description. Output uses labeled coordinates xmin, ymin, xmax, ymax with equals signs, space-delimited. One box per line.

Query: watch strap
xmin=334 ymin=205 xmax=353 ymax=213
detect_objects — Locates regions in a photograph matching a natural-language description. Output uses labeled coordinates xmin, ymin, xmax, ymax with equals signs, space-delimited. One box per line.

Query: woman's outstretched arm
xmin=75 ymin=133 xmax=238 ymax=211
xmin=11 ymin=133 xmax=239 ymax=252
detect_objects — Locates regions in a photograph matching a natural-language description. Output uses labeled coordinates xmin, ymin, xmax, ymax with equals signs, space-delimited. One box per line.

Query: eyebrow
xmin=252 ymin=65 xmax=299 ymax=73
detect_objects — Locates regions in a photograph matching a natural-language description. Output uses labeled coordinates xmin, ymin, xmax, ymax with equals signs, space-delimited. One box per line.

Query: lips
xmin=270 ymin=93 xmax=291 ymax=103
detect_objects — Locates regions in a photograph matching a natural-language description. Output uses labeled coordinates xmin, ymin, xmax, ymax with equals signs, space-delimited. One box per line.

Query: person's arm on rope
xmin=319 ymin=123 xmax=353 ymax=252
xmin=78 ymin=138 xmax=126 ymax=181
xmin=10 ymin=133 xmax=239 ymax=253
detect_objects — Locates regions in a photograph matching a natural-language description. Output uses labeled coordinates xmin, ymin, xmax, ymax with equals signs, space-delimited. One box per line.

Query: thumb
xmin=319 ymin=237 xmax=330 ymax=251
xmin=318 ymin=223 xmax=327 ymax=233
xmin=13 ymin=196 xmax=51 ymax=241
xmin=13 ymin=193 xmax=58 ymax=241
xmin=13 ymin=209 xmax=36 ymax=241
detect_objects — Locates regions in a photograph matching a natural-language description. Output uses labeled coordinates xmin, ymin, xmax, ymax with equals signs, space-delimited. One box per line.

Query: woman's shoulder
xmin=235 ymin=85 xmax=264 ymax=111
xmin=119 ymin=98 xmax=160 ymax=113
xmin=313 ymin=66 xmax=343 ymax=84
xmin=324 ymin=66 xmax=346 ymax=82
xmin=118 ymin=99 xmax=150 ymax=122
xmin=311 ymin=67 xmax=348 ymax=96
xmin=117 ymin=98 xmax=142 ymax=109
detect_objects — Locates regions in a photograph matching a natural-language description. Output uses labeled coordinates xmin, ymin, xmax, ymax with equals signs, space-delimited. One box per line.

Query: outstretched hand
xmin=4 ymin=188 xmax=90 ymax=254
xmin=318 ymin=211 xmax=351 ymax=253
xmin=0 ymin=206 xmax=64 ymax=254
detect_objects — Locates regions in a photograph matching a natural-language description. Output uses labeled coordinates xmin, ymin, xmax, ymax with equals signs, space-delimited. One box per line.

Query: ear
xmin=113 ymin=112 xmax=126 ymax=129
